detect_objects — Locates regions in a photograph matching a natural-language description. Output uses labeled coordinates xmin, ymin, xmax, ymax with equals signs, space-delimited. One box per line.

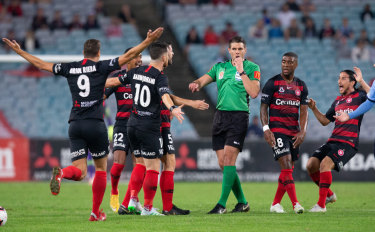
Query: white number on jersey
xmin=134 ymin=83 xmax=151 ymax=107
xmin=77 ymin=75 xmax=90 ymax=97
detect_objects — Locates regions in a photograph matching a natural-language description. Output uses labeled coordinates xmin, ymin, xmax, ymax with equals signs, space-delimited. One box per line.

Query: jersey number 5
xmin=134 ymin=83 xmax=151 ymax=107
xmin=77 ymin=75 xmax=90 ymax=97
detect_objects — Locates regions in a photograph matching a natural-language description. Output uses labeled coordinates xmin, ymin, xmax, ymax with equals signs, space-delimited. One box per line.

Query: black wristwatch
xmin=239 ymin=71 xmax=246 ymax=76
xmin=169 ymin=105 xmax=178 ymax=111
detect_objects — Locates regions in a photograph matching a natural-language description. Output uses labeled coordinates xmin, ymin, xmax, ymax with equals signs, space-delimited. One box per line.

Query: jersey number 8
xmin=77 ymin=75 xmax=90 ymax=97
xmin=134 ymin=83 xmax=151 ymax=107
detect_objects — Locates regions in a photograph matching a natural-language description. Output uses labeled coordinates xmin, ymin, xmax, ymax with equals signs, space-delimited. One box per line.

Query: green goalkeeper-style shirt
xmin=207 ymin=59 xmax=261 ymax=112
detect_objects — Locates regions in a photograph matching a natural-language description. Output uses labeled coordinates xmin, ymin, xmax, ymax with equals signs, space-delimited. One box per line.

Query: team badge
xmin=295 ymin=89 xmax=301 ymax=96
xmin=219 ymin=71 xmax=224 ymax=80
xmin=279 ymin=87 xmax=285 ymax=93
xmin=346 ymin=98 xmax=352 ymax=103
xmin=338 ymin=149 xmax=344 ymax=156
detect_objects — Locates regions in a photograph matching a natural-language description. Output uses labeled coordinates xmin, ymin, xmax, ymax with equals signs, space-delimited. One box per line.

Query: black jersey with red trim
xmin=325 ymin=90 xmax=367 ymax=148
xmin=119 ymin=65 xmax=171 ymax=128
xmin=53 ymin=58 xmax=121 ymax=122
xmin=161 ymin=104 xmax=170 ymax=129
xmin=104 ymin=69 xmax=132 ymax=123
xmin=261 ymin=74 xmax=309 ymax=137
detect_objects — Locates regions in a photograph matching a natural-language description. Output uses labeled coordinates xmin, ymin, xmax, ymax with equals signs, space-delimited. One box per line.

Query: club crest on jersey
xmin=279 ymin=87 xmax=285 ymax=93
xmin=346 ymin=98 xmax=352 ymax=103
xmin=338 ymin=149 xmax=344 ymax=156
xmin=295 ymin=89 xmax=301 ymax=96
xmin=219 ymin=71 xmax=224 ymax=80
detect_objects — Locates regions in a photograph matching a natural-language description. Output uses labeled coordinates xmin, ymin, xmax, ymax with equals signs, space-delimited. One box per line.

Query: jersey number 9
xmin=77 ymin=75 xmax=90 ymax=97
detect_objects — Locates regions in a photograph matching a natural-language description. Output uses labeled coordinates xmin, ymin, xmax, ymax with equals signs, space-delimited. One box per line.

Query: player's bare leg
xmin=89 ymin=156 xmax=108 ymax=221
xmin=141 ymin=158 xmax=163 ymax=216
xmin=124 ymin=156 xmax=146 ymax=215
xmin=306 ymin=157 xmax=336 ymax=206
xmin=160 ymin=154 xmax=190 ymax=215
xmin=50 ymin=158 xmax=86 ymax=196
xmin=209 ymin=146 xmax=249 ymax=214
xmin=110 ymin=150 xmax=126 ymax=212
xmin=275 ymin=155 xmax=303 ymax=214
xmin=310 ymin=156 xmax=335 ymax=213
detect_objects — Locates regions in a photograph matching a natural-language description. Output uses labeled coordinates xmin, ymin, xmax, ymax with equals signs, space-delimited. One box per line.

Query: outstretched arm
xmin=170 ymin=94 xmax=209 ymax=110
xmin=308 ymin=98 xmax=331 ymax=126
xmin=118 ymin=27 xmax=163 ymax=66
xmin=162 ymin=94 xmax=184 ymax=123
xmin=188 ymin=74 xmax=213 ymax=92
xmin=2 ymin=38 xmax=53 ymax=73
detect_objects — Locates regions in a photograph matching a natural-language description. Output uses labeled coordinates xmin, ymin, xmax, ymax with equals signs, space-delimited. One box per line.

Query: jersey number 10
xmin=134 ymin=83 xmax=151 ymax=107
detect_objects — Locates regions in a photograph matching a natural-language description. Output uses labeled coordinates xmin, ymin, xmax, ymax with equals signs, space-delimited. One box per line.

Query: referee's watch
xmin=169 ymin=105 xmax=178 ymax=112
xmin=239 ymin=71 xmax=247 ymax=76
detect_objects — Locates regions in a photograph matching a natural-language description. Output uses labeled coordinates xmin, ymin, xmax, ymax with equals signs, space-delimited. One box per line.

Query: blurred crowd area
xmin=0 ymin=0 xmax=138 ymax=54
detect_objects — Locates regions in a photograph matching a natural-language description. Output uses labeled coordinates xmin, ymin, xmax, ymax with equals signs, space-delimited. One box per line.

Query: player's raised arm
xmin=162 ymin=94 xmax=184 ymax=123
xmin=353 ymin=67 xmax=370 ymax=93
xmin=308 ymin=98 xmax=331 ymax=126
xmin=2 ymin=38 xmax=53 ymax=73
xmin=118 ymin=27 xmax=164 ymax=66
xmin=170 ymin=94 xmax=209 ymax=110
xmin=188 ymin=74 xmax=213 ymax=92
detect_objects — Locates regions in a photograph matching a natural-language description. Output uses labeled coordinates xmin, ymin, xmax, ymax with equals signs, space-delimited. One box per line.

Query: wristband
xmin=169 ymin=105 xmax=178 ymax=112
xmin=263 ymin=125 xmax=270 ymax=132
xmin=239 ymin=71 xmax=246 ymax=76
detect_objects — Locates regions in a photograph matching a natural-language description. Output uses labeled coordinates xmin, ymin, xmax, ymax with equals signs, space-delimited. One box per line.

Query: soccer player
xmin=106 ymin=43 xmax=209 ymax=215
xmin=307 ymin=68 xmax=370 ymax=212
xmin=108 ymin=41 xmax=184 ymax=216
xmin=103 ymin=48 xmax=142 ymax=213
xmin=260 ymin=52 xmax=307 ymax=214
xmin=189 ymin=36 xmax=260 ymax=214
xmin=1 ymin=27 xmax=163 ymax=221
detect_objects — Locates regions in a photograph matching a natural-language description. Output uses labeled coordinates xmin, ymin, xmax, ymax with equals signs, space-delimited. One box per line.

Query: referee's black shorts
xmin=69 ymin=119 xmax=109 ymax=162
xmin=212 ymin=110 xmax=249 ymax=152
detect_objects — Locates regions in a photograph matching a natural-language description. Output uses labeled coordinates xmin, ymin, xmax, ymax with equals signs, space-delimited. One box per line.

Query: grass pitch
xmin=0 ymin=181 xmax=374 ymax=232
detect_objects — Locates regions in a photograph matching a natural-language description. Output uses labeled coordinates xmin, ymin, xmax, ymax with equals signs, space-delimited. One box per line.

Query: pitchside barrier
xmin=1 ymin=138 xmax=374 ymax=182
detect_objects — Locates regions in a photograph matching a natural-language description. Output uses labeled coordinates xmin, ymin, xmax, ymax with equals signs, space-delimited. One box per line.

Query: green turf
xmin=0 ymin=182 xmax=374 ymax=231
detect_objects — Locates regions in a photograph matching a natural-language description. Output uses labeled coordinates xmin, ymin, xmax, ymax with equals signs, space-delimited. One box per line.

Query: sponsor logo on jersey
xmin=219 ymin=71 xmax=224 ymax=80
xmin=275 ymin=99 xmax=300 ymax=106
xmin=279 ymin=87 xmax=285 ymax=93
xmin=123 ymin=93 xmax=132 ymax=99
xmin=338 ymin=149 xmax=344 ymax=156
xmin=335 ymin=108 xmax=354 ymax=115
xmin=254 ymin=71 xmax=260 ymax=80
xmin=235 ymin=72 xmax=242 ymax=81
xmin=54 ymin=63 xmax=61 ymax=73
xmin=295 ymin=89 xmax=301 ymax=96
xmin=346 ymin=97 xmax=352 ymax=103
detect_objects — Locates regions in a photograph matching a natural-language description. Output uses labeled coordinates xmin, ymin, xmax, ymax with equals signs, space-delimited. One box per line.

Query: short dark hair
xmin=149 ymin=41 xmax=168 ymax=60
xmin=283 ymin=52 xmax=298 ymax=59
xmin=341 ymin=69 xmax=357 ymax=87
xmin=83 ymin=39 xmax=100 ymax=58
xmin=229 ymin=36 xmax=246 ymax=48
xmin=124 ymin=47 xmax=133 ymax=54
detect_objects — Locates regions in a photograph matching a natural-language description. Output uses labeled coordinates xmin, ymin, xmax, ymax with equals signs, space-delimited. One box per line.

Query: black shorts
xmin=312 ymin=142 xmax=357 ymax=172
xmin=127 ymin=126 xmax=163 ymax=159
xmin=271 ymin=133 xmax=300 ymax=161
xmin=69 ymin=119 xmax=109 ymax=162
xmin=212 ymin=110 xmax=249 ymax=152
xmin=112 ymin=124 xmax=131 ymax=154
xmin=162 ymin=128 xmax=175 ymax=155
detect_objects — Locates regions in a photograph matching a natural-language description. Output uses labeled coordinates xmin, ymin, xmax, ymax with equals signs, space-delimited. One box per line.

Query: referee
xmin=189 ymin=36 xmax=261 ymax=214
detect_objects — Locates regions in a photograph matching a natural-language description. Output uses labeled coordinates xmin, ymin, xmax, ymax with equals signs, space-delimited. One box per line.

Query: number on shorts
xmin=277 ymin=138 xmax=284 ymax=148
xmin=114 ymin=133 xmax=124 ymax=143
xmin=77 ymin=75 xmax=90 ymax=97
xmin=134 ymin=83 xmax=151 ymax=107
xmin=168 ymin=134 xmax=173 ymax=144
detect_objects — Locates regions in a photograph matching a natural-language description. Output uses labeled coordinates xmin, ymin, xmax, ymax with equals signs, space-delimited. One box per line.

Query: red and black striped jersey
xmin=160 ymin=104 xmax=170 ymax=129
xmin=325 ymin=90 xmax=367 ymax=148
xmin=104 ymin=69 xmax=132 ymax=125
xmin=261 ymin=74 xmax=309 ymax=137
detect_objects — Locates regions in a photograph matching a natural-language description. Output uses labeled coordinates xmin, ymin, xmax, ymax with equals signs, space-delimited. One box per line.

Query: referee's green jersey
xmin=207 ymin=59 xmax=261 ymax=112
